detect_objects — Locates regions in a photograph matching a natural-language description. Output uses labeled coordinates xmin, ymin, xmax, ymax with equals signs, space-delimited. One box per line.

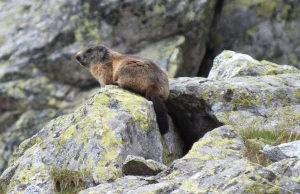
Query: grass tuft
xmin=50 ymin=168 xmax=91 ymax=194
xmin=239 ymin=129 xmax=300 ymax=166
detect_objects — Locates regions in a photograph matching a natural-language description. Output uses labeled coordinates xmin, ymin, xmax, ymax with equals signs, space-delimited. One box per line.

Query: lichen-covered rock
xmin=0 ymin=0 xmax=218 ymax=173
xmin=204 ymin=0 xmax=300 ymax=76
xmin=137 ymin=36 xmax=185 ymax=78
xmin=168 ymin=51 xmax=300 ymax=149
xmin=78 ymin=176 xmax=153 ymax=194
xmin=168 ymin=75 xmax=300 ymax=149
xmin=263 ymin=141 xmax=300 ymax=162
xmin=79 ymin=126 xmax=300 ymax=194
xmin=0 ymin=0 xmax=218 ymax=85
xmin=0 ymin=86 xmax=183 ymax=194
xmin=122 ymin=155 xmax=167 ymax=176
xmin=268 ymin=158 xmax=300 ymax=183
xmin=0 ymin=75 xmax=83 ymax=173
xmin=208 ymin=50 xmax=300 ymax=80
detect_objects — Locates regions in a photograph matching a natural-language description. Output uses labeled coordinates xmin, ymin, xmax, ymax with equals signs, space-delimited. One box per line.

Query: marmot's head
xmin=76 ymin=45 xmax=111 ymax=68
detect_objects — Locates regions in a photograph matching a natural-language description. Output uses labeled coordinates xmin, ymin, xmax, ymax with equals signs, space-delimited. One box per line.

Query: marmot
xmin=75 ymin=45 xmax=169 ymax=134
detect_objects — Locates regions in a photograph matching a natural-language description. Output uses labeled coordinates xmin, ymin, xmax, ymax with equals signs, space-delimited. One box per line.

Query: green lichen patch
xmin=50 ymin=168 xmax=90 ymax=194
xmin=112 ymin=89 xmax=153 ymax=132
xmin=244 ymin=182 xmax=282 ymax=194
xmin=0 ymin=180 xmax=7 ymax=194
xmin=255 ymin=1 xmax=277 ymax=18
xmin=92 ymin=146 xmax=122 ymax=182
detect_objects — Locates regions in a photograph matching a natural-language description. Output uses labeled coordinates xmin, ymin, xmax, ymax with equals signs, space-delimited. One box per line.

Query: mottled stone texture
xmin=263 ymin=141 xmax=300 ymax=162
xmin=79 ymin=126 xmax=300 ymax=194
xmin=0 ymin=0 xmax=217 ymax=173
xmin=122 ymin=155 xmax=167 ymax=176
xmin=1 ymin=0 xmax=300 ymax=193
xmin=201 ymin=0 xmax=300 ymax=76
xmin=0 ymin=87 xmax=183 ymax=194
xmin=168 ymin=51 xmax=300 ymax=149
xmin=3 ymin=51 xmax=300 ymax=193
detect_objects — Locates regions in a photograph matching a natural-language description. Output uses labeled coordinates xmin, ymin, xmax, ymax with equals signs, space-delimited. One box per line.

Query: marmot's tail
xmin=150 ymin=95 xmax=169 ymax=135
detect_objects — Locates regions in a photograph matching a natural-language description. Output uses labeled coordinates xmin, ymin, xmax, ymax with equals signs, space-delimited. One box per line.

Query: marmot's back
xmin=114 ymin=57 xmax=169 ymax=100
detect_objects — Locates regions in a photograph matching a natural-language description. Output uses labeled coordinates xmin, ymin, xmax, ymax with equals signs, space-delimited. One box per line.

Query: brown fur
xmin=77 ymin=47 xmax=169 ymax=100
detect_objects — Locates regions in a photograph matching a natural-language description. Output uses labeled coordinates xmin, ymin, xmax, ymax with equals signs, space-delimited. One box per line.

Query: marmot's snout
xmin=75 ymin=51 xmax=87 ymax=67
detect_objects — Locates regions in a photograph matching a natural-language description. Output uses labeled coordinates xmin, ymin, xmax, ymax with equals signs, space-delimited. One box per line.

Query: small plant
xmin=239 ymin=129 xmax=300 ymax=166
xmin=242 ymin=139 xmax=271 ymax=167
xmin=50 ymin=168 xmax=90 ymax=194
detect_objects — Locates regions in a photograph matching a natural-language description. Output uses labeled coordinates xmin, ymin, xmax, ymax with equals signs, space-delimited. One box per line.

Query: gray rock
xmin=268 ymin=158 xmax=300 ymax=183
xmin=168 ymin=74 xmax=300 ymax=149
xmin=4 ymin=48 xmax=300 ymax=193
xmin=208 ymin=50 xmax=300 ymax=80
xmin=79 ymin=126 xmax=300 ymax=194
xmin=205 ymin=0 xmax=300 ymax=75
xmin=263 ymin=141 xmax=300 ymax=162
xmin=122 ymin=155 xmax=167 ymax=176
xmin=0 ymin=0 xmax=218 ymax=173
xmin=137 ymin=36 xmax=185 ymax=78
xmin=0 ymin=86 xmax=183 ymax=194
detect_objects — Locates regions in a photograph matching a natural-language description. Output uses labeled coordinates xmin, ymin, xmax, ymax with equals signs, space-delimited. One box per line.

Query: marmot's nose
xmin=75 ymin=55 xmax=81 ymax=61
xmin=75 ymin=51 xmax=83 ymax=62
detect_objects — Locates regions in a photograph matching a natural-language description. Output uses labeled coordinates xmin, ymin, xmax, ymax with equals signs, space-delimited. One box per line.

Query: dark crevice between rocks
xmin=198 ymin=0 xmax=225 ymax=77
xmin=167 ymin=95 xmax=222 ymax=154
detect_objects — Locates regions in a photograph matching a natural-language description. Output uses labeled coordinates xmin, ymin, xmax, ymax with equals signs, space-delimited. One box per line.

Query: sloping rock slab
xmin=79 ymin=126 xmax=300 ymax=194
xmin=263 ymin=140 xmax=300 ymax=162
xmin=0 ymin=86 xmax=183 ymax=194
xmin=268 ymin=158 xmax=300 ymax=183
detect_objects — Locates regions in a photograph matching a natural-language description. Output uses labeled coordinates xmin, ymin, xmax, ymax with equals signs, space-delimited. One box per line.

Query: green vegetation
xmin=50 ymin=168 xmax=90 ymax=194
xmin=239 ymin=129 xmax=300 ymax=166
xmin=0 ymin=179 xmax=7 ymax=194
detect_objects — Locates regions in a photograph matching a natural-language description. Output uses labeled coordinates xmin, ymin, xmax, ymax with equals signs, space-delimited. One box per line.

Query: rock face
xmin=168 ymin=50 xmax=300 ymax=150
xmin=2 ymin=50 xmax=300 ymax=193
xmin=208 ymin=50 xmax=300 ymax=80
xmin=0 ymin=86 xmax=183 ymax=193
xmin=263 ymin=140 xmax=300 ymax=162
xmin=2 ymin=0 xmax=300 ymax=176
xmin=1 ymin=0 xmax=300 ymax=193
xmin=200 ymin=0 xmax=300 ymax=76
xmin=79 ymin=126 xmax=300 ymax=194
xmin=268 ymin=158 xmax=300 ymax=184
xmin=0 ymin=0 xmax=218 ymax=173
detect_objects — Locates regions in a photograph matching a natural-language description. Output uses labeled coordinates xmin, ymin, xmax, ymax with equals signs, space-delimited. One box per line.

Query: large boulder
xmin=0 ymin=86 xmax=183 ymax=193
xmin=200 ymin=0 xmax=300 ymax=76
xmin=79 ymin=126 xmax=300 ymax=193
xmin=263 ymin=140 xmax=300 ymax=162
xmin=168 ymin=51 xmax=300 ymax=149
xmin=0 ymin=0 xmax=218 ymax=85
xmin=208 ymin=50 xmax=300 ymax=80
xmin=2 ymin=51 xmax=300 ymax=193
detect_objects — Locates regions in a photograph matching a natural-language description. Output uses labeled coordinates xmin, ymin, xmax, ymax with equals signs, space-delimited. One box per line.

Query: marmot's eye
xmin=86 ymin=49 xmax=92 ymax=53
